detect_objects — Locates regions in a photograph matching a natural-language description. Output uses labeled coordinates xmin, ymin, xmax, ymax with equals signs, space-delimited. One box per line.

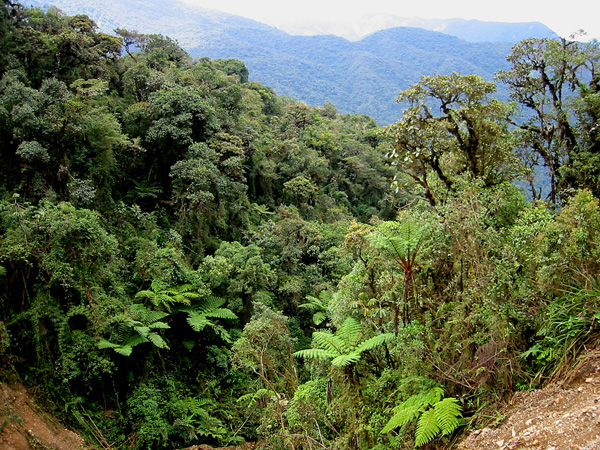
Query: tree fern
xmin=179 ymin=295 xmax=237 ymax=342
xmin=294 ymin=316 xmax=395 ymax=371
xmin=382 ymin=387 xmax=462 ymax=447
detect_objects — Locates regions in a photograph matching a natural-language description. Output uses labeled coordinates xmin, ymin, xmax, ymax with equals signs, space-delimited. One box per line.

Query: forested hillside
xmin=1 ymin=2 xmax=600 ymax=450
xmin=25 ymin=0 xmax=517 ymax=124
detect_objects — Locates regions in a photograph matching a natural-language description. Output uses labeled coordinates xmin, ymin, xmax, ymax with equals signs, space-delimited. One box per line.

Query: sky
xmin=180 ymin=0 xmax=600 ymax=41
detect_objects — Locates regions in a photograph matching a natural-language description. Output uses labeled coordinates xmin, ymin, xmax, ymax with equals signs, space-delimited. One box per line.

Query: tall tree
xmin=497 ymin=37 xmax=600 ymax=203
xmin=384 ymin=73 xmax=519 ymax=206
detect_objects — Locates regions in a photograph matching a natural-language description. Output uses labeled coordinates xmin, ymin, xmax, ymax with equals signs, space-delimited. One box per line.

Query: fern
xmin=294 ymin=316 xmax=395 ymax=373
xmin=356 ymin=333 xmax=396 ymax=353
xmin=293 ymin=348 xmax=336 ymax=360
xmin=434 ymin=397 xmax=462 ymax=435
xmin=415 ymin=409 xmax=440 ymax=447
xmin=180 ymin=295 xmax=237 ymax=341
xmin=382 ymin=387 xmax=462 ymax=447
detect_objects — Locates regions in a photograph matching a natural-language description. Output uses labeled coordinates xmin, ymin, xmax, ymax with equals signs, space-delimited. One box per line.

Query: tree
xmin=384 ymin=73 xmax=519 ymax=206
xmin=368 ymin=218 xmax=429 ymax=331
xmin=294 ymin=316 xmax=395 ymax=384
xmin=497 ymin=37 xmax=600 ymax=203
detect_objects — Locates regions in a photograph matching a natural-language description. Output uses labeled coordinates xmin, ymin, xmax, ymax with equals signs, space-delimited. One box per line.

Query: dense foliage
xmin=1 ymin=3 xmax=600 ymax=450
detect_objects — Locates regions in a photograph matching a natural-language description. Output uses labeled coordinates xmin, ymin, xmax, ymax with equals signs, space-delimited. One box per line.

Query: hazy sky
xmin=180 ymin=0 xmax=599 ymax=40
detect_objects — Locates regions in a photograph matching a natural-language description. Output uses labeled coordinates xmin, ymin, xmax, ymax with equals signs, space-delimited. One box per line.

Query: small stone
xmin=578 ymin=387 xmax=584 ymax=392
xmin=545 ymin=447 xmax=556 ymax=450
xmin=496 ymin=439 xmax=505 ymax=447
xmin=512 ymin=429 xmax=516 ymax=437
xmin=532 ymin=439 xmax=540 ymax=446
xmin=586 ymin=377 xmax=594 ymax=383
xmin=526 ymin=418 xmax=534 ymax=426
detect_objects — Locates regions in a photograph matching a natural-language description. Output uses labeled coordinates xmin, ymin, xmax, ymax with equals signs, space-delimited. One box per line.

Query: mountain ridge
xmin=26 ymin=0 xmax=523 ymax=123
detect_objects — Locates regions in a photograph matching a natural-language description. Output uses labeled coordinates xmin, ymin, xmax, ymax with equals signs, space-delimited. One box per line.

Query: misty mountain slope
xmin=27 ymin=0 xmax=514 ymax=123
xmin=274 ymin=14 xmax=558 ymax=42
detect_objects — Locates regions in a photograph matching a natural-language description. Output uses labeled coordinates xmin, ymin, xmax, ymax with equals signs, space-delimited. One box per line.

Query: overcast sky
xmin=180 ymin=0 xmax=599 ymax=40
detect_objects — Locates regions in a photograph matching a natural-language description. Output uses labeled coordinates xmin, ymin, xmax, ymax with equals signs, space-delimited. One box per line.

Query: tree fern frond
xmin=421 ymin=387 xmax=444 ymax=408
xmin=198 ymin=295 xmax=226 ymax=312
xmin=147 ymin=332 xmax=169 ymax=349
xmin=313 ymin=311 xmax=327 ymax=326
xmin=135 ymin=290 xmax=155 ymax=301
xmin=355 ymin=332 xmax=395 ymax=353
xmin=134 ymin=325 xmax=151 ymax=337
xmin=98 ymin=339 xmax=119 ymax=349
xmin=149 ymin=320 xmax=170 ymax=330
xmin=415 ymin=408 xmax=440 ymax=447
xmin=211 ymin=324 xmax=233 ymax=343
xmin=331 ymin=352 xmax=361 ymax=367
xmin=381 ymin=403 xmax=422 ymax=434
xmin=124 ymin=334 xmax=147 ymax=347
xmin=113 ymin=345 xmax=133 ymax=356
xmin=293 ymin=348 xmax=337 ymax=361
xmin=186 ymin=312 xmax=211 ymax=332
xmin=299 ymin=296 xmax=321 ymax=311
xmin=203 ymin=308 xmax=238 ymax=320
xmin=339 ymin=316 xmax=362 ymax=349
xmin=434 ymin=397 xmax=462 ymax=435
xmin=312 ymin=331 xmax=346 ymax=355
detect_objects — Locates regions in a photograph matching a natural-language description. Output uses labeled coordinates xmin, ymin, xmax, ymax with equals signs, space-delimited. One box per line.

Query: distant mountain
xmin=24 ymin=0 xmax=521 ymax=124
xmin=272 ymin=14 xmax=559 ymax=43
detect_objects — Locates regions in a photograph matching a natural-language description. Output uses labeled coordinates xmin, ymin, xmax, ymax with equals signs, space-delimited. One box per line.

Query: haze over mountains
xmin=271 ymin=14 xmax=558 ymax=43
xmin=26 ymin=0 xmax=558 ymax=124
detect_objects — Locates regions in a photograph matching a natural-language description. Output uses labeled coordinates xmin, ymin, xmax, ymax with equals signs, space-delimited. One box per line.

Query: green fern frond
xmin=331 ymin=352 xmax=361 ymax=367
xmin=98 ymin=339 xmax=119 ymax=349
xmin=124 ymin=334 xmax=147 ymax=347
xmin=356 ymin=332 xmax=395 ymax=353
xmin=134 ymin=290 xmax=155 ymax=301
xmin=114 ymin=345 xmax=133 ymax=356
xmin=434 ymin=397 xmax=462 ymax=435
xmin=421 ymin=387 xmax=444 ymax=408
xmin=211 ymin=324 xmax=233 ymax=343
xmin=147 ymin=332 xmax=169 ymax=349
xmin=237 ymin=388 xmax=276 ymax=407
xmin=293 ymin=348 xmax=337 ymax=361
xmin=198 ymin=295 xmax=227 ymax=312
xmin=203 ymin=308 xmax=238 ymax=320
xmin=134 ymin=325 xmax=151 ymax=337
xmin=339 ymin=316 xmax=362 ymax=348
xmin=186 ymin=312 xmax=211 ymax=332
xmin=299 ymin=296 xmax=321 ymax=311
xmin=312 ymin=331 xmax=346 ymax=355
xmin=149 ymin=321 xmax=170 ymax=330
xmin=381 ymin=403 xmax=422 ymax=434
xmin=415 ymin=408 xmax=440 ymax=447
xmin=313 ymin=311 xmax=327 ymax=326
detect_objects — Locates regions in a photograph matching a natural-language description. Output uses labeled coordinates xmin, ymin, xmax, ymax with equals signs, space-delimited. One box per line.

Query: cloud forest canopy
xmin=1 ymin=2 xmax=600 ymax=450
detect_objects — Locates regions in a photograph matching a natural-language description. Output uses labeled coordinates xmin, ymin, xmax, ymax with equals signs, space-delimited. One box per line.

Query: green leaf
xmin=293 ymin=348 xmax=336 ymax=361
xmin=97 ymin=339 xmax=119 ymax=349
xmin=186 ymin=313 xmax=211 ymax=332
xmin=331 ymin=352 xmax=361 ymax=367
xmin=147 ymin=332 xmax=169 ymax=349
xmin=415 ymin=408 xmax=440 ymax=447
xmin=381 ymin=403 xmax=422 ymax=434
xmin=113 ymin=346 xmax=133 ymax=356
xmin=434 ymin=397 xmax=462 ymax=435
xmin=356 ymin=332 xmax=395 ymax=353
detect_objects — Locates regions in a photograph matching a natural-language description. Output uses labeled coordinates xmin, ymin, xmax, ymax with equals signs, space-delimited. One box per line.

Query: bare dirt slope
xmin=0 ymin=381 xmax=90 ymax=450
xmin=459 ymin=351 xmax=600 ymax=450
